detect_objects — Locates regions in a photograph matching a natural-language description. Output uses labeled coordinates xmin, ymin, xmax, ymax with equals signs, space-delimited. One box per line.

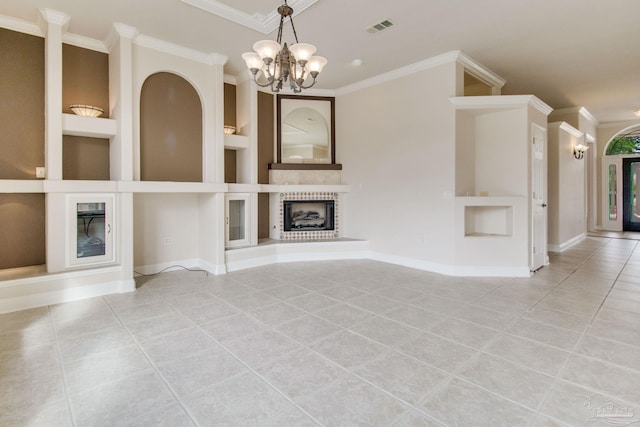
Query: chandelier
xmin=242 ymin=1 xmax=327 ymax=93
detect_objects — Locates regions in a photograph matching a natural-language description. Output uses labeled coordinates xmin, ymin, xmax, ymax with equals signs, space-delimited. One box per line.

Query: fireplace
xmin=284 ymin=200 xmax=335 ymax=232
xmin=275 ymin=192 xmax=339 ymax=240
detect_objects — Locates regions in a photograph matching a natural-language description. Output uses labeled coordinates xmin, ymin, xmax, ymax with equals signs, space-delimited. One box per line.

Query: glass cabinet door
xmin=225 ymin=194 xmax=250 ymax=248
xmin=67 ymin=195 xmax=115 ymax=267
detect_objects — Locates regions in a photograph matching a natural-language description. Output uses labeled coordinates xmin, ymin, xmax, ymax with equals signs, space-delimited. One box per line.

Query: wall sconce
xmin=574 ymin=143 xmax=589 ymax=160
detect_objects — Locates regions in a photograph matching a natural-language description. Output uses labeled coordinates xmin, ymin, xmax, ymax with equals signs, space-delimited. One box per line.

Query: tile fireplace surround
xmin=269 ymin=167 xmax=345 ymax=241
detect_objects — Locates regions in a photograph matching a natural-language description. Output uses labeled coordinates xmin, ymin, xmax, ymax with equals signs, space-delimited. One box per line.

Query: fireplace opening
xmin=283 ymin=200 xmax=335 ymax=232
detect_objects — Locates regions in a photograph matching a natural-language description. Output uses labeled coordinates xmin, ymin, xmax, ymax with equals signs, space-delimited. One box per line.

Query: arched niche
xmin=140 ymin=72 xmax=203 ymax=182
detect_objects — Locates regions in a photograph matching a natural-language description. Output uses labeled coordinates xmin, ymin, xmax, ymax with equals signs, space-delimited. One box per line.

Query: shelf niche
xmin=0 ymin=28 xmax=44 ymax=180
xmin=140 ymin=72 xmax=203 ymax=182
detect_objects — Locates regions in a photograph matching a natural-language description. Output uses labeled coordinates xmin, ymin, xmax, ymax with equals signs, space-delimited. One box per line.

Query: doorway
xmin=622 ymin=157 xmax=640 ymax=231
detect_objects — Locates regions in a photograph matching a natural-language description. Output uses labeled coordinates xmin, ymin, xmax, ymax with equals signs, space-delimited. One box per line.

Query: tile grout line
xmin=47 ymin=305 xmax=78 ymax=427
xmin=530 ymin=238 xmax=640 ymax=423
xmin=101 ymin=295 xmax=205 ymax=427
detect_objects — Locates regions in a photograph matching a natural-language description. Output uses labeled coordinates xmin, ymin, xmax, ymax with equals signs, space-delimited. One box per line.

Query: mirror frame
xmin=277 ymin=94 xmax=336 ymax=164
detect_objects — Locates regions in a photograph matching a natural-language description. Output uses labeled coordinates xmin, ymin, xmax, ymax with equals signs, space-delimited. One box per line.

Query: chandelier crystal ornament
xmin=242 ymin=1 xmax=327 ymax=93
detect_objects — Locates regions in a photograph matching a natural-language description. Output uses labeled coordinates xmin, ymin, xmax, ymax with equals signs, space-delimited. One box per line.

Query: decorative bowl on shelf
xmin=69 ymin=104 xmax=104 ymax=118
xmin=224 ymin=125 xmax=237 ymax=135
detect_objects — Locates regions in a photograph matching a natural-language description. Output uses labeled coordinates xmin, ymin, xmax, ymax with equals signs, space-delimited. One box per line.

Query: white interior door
xmin=531 ymin=124 xmax=547 ymax=271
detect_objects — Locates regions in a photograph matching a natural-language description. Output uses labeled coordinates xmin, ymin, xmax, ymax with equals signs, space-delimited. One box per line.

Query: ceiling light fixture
xmin=242 ymin=0 xmax=326 ymax=93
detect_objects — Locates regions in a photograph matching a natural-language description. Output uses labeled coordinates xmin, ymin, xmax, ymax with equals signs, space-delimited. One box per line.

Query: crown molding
xmin=336 ymin=50 xmax=461 ymax=96
xmin=585 ymin=132 xmax=596 ymax=143
xmin=549 ymin=121 xmax=583 ymax=138
xmin=105 ymin=22 xmax=139 ymax=51
xmin=550 ymin=106 xmax=599 ymax=126
xmin=579 ymin=107 xmax=599 ymax=125
xmin=450 ymin=95 xmax=553 ymax=116
xmin=0 ymin=14 xmax=43 ymax=37
xmin=63 ymin=32 xmax=108 ymax=53
xmin=134 ymin=34 xmax=228 ymax=66
xmin=456 ymin=51 xmax=506 ymax=89
xmin=181 ymin=0 xmax=318 ymax=34
xmin=38 ymin=8 xmax=70 ymax=30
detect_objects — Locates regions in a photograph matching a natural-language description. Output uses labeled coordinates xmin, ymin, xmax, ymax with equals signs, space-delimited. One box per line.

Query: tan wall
xmin=63 ymin=136 xmax=110 ymax=180
xmin=140 ymin=72 xmax=202 ymax=182
xmin=0 ymin=194 xmax=45 ymax=269
xmin=257 ymin=91 xmax=274 ymax=238
xmin=0 ymin=29 xmax=46 ymax=269
xmin=464 ymin=72 xmax=492 ymax=96
xmin=62 ymin=44 xmax=109 ymax=117
xmin=224 ymin=83 xmax=236 ymax=127
xmin=224 ymin=149 xmax=236 ymax=183
xmin=0 ymin=29 xmax=44 ymax=180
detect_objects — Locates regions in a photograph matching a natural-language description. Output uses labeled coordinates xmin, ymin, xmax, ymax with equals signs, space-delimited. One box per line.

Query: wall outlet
xmin=36 ymin=167 xmax=45 ymax=178
xmin=163 ymin=236 xmax=173 ymax=245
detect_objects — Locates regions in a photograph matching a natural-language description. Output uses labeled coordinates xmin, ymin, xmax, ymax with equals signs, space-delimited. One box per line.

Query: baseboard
xmin=0 ymin=278 xmax=134 ymax=314
xmin=369 ymin=251 xmax=531 ymax=277
xmin=548 ymin=233 xmax=586 ymax=253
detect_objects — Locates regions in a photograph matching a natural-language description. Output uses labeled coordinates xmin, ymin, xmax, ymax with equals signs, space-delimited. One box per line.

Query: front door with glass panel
xmin=623 ymin=158 xmax=640 ymax=231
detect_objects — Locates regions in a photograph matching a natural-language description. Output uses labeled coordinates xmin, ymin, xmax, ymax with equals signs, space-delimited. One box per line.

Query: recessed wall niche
xmin=63 ymin=136 xmax=110 ymax=180
xmin=140 ymin=72 xmax=203 ymax=182
xmin=0 ymin=28 xmax=44 ymax=180
xmin=62 ymin=43 xmax=109 ymax=116
xmin=0 ymin=194 xmax=45 ymax=270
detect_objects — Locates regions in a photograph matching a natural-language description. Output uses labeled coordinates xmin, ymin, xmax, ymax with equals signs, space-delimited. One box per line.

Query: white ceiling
xmin=2 ymin=0 xmax=640 ymax=123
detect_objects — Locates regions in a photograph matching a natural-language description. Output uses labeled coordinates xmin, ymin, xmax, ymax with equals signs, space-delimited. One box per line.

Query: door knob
xmin=542 ymin=203 xmax=548 ymax=207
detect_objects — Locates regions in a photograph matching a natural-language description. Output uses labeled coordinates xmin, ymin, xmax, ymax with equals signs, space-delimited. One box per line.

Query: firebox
xmin=283 ymin=200 xmax=335 ymax=232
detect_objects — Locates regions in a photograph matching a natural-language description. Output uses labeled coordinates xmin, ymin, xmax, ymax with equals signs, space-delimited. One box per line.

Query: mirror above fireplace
xmin=275 ymin=95 xmax=341 ymax=170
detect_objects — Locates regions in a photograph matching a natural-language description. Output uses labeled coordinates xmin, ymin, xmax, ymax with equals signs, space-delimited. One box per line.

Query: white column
xmin=39 ymin=9 xmax=69 ymax=180
xmin=107 ymin=23 xmax=137 ymax=182
xmin=205 ymin=53 xmax=228 ymax=184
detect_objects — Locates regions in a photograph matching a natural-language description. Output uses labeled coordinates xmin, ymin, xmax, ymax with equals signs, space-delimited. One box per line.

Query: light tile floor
xmin=2 ymin=236 xmax=640 ymax=426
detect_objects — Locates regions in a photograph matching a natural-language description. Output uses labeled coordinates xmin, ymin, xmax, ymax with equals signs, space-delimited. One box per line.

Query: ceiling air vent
xmin=366 ymin=19 xmax=394 ymax=34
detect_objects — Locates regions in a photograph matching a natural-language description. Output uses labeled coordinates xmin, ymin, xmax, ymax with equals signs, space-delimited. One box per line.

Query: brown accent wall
xmin=257 ymin=91 xmax=274 ymax=238
xmin=62 ymin=44 xmax=109 ymax=117
xmin=0 ymin=28 xmax=44 ymax=180
xmin=63 ymin=136 xmax=110 ymax=180
xmin=224 ymin=83 xmax=236 ymax=127
xmin=257 ymin=91 xmax=274 ymax=184
xmin=140 ymin=72 xmax=203 ymax=182
xmin=0 ymin=194 xmax=46 ymax=269
xmin=224 ymin=149 xmax=237 ymax=183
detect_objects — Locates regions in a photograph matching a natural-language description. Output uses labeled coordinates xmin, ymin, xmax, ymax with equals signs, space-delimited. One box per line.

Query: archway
xmin=602 ymin=125 xmax=640 ymax=231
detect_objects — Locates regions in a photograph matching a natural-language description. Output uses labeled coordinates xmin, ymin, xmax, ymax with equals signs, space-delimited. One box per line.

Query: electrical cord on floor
xmin=133 ymin=265 xmax=209 ymax=277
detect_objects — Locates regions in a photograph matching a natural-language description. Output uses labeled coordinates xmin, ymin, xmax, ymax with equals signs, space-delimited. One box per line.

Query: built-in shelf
xmin=0 ymin=180 xmax=44 ymax=193
xmin=43 ymin=180 xmax=118 ymax=193
xmin=117 ymin=181 xmax=228 ymax=193
xmin=227 ymin=183 xmax=261 ymax=193
xmin=268 ymin=163 xmax=343 ymax=171
xmin=224 ymin=134 xmax=249 ymax=150
xmin=62 ymin=113 xmax=117 ymax=138
xmin=261 ymin=184 xmax=351 ymax=193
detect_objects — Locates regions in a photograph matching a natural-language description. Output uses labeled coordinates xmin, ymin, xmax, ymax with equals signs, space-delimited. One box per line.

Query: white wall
xmin=475 ymin=109 xmax=528 ymax=196
xmin=338 ymin=62 xmax=458 ymax=268
xmin=548 ymin=122 xmax=585 ymax=250
xmin=133 ymin=193 xmax=200 ymax=272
